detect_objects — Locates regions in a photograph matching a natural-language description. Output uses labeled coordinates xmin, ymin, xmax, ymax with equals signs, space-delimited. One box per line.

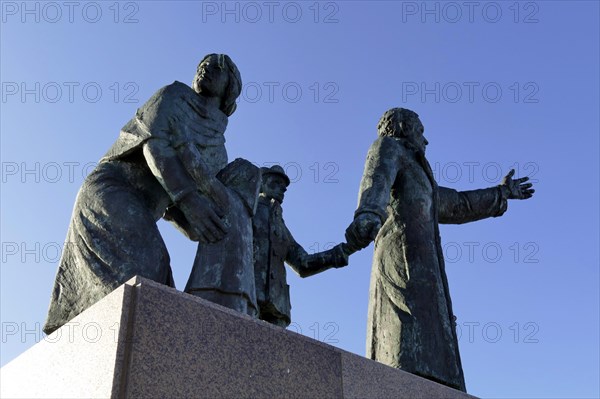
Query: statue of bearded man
xmin=345 ymin=108 xmax=534 ymax=392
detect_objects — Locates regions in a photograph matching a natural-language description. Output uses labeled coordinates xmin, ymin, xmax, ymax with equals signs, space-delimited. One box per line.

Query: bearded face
xmin=402 ymin=118 xmax=428 ymax=153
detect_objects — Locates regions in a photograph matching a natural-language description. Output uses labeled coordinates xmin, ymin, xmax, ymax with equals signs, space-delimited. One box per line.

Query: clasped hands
xmin=344 ymin=212 xmax=382 ymax=253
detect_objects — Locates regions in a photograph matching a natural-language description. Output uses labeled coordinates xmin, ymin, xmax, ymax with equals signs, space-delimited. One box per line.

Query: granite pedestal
xmin=1 ymin=276 xmax=477 ymax=398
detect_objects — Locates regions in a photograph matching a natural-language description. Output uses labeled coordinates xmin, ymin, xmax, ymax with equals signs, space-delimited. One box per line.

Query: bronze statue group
xmin=44 ymin=54 xmax=534 ymax=392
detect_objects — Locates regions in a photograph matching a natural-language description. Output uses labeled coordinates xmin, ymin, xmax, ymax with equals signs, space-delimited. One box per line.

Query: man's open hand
xmin=501 ymin=169 xmax=535 ymax=200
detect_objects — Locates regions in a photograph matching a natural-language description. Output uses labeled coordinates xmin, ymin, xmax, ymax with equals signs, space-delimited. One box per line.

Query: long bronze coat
xmin=356 ymin=136 xmax=508 ymax=391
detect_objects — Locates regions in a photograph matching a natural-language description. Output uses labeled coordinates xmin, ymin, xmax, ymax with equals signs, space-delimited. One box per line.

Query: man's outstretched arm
xmin=438 ymin=169 xmax=535 ymax=224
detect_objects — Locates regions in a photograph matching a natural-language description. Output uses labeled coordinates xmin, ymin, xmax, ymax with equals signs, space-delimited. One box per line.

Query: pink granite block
xmin=122 ymin=277 xmax=344 ymax=398
xmin=2 ymin=276 xmax=480 ymax=398
xmin=0 ymin=283 xmax=135 ymax=398
xmin=341 ymin=351 xmax=477 ymax=399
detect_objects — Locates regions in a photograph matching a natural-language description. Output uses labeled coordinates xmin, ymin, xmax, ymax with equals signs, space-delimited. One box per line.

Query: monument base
xmin=1 ymin=276 xmax=477 ymax=398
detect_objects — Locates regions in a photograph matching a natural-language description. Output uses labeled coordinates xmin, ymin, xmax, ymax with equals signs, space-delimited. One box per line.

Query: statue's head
xmin=192 ymin=54 xmax=242 ymax=116
xmin=377 ymin=108 xmax=428 ymax=152
xmin=260 ymin=165 xmax=290 ymax=204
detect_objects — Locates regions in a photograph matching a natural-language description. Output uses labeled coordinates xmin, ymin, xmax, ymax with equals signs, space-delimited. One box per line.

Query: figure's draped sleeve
xmin=102 ymin=81 xmax=227 ymax=161
xmin=143 ymin=139 xmax=198 ymax=203
xmin=283 ymin=222 xmax=348 ymax=278
xmin=438 ymin=186 xmax=508 ymax=224
xmin=138 ymin=82 xmax=226 ymax=199
xmin=102 ymin=81 xmax=230 ymax=236
xmin=103 ymin=82 xmax=188 ymax=161
xmin=355 ymin=137 xmax=403 ymax=223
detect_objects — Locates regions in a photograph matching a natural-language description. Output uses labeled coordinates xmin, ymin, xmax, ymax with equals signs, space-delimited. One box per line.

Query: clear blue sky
xmin=1 ymin=1 xmax=598 ymax=397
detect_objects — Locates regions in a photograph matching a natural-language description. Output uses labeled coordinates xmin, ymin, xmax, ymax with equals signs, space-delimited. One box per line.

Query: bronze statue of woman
xmin=44 ymin=54 xmax=242 ymax=334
